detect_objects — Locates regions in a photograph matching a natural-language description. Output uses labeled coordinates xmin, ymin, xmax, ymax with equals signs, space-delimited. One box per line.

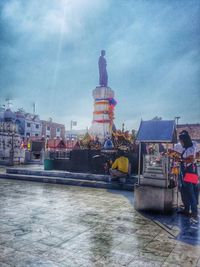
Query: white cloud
xmin=2 ymin=0 xmax=108 ymax=42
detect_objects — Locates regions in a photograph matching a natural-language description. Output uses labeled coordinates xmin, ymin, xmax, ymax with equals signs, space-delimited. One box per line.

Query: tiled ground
xmin=0 ymin=178 xmax=199 ymax=267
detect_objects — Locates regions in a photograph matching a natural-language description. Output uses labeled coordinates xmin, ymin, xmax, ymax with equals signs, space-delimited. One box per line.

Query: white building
xmin=23 ymin=113 xmax=42 ymax=138
xmin=14 ymin=110 xmax=42 ymax=139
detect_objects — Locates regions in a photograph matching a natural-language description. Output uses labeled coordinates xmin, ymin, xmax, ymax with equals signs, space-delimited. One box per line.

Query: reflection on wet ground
xmin=141 ymin=209 xmax=200 ymax=246
xmin=0 ymin=179 xmax=199 ymax=266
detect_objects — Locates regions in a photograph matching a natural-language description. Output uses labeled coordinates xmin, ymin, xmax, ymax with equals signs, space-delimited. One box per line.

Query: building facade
xmin=41 ymin=119 xmax=65 ymax=139
xmin=0 ymin=106 xmax=66 ymax=142
xmin=15 ymin=110 xmax=42 ymax=138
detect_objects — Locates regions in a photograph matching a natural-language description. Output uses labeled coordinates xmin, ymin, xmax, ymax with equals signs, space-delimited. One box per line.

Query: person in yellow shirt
xmin=109 ymin=149 xmax=129 ymax=183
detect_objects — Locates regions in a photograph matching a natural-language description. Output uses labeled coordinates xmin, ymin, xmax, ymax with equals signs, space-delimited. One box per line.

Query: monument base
xmin=134 ymin=184 xmax=177 ymax=213
xmin=90 ymin=122 xmax=111 ymax=142
xmin=89 ymin=86 xmax=115 ymax=141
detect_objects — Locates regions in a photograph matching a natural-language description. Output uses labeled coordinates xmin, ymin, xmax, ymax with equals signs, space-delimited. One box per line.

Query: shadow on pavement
xmin=107 ymin=189 xmax=200 ymax=246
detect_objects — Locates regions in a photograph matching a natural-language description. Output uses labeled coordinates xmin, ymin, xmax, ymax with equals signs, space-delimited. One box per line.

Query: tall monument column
xmin=89 ymin=51 xmax=117 ymax=141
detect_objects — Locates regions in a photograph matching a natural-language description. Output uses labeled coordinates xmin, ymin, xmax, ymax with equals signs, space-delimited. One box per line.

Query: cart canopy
xmin=136 ymin=120 xmax=177 ymax=143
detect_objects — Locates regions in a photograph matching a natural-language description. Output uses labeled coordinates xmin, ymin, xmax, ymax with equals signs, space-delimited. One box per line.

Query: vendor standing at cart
xmin=173 ymin=130 xmax=199 ymax=222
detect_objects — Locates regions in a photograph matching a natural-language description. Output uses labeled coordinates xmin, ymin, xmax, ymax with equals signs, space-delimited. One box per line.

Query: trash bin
xmin=44 ymin=159 xmax=54 ymax=170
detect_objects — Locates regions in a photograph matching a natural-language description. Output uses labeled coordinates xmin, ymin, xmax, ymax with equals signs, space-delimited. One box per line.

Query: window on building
xmin=35 ymin=134 xmax=39 ymax=137
xmin=47 ymin=126 xmax=50 ymax=131
xmin=36 ymin=124 xmax=39 ymax=129
xmin=26 ymin=133 xmax=30 ymax=137
xmin=27 ymin=123 xmax=31 ymax=127
xmin=46 ymin=135 xmax=50 ymax=138
xmin=56 ymin=128 xmax=60 ymax=132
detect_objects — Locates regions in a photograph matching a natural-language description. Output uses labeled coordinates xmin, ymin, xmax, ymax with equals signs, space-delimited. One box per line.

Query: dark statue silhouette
xmin=98 ymin=50 xmax=108 ymax=87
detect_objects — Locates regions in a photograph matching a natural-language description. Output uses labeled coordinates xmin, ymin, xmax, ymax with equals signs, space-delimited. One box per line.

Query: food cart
xmin=134 ymin=120 xmax=178 ymax=213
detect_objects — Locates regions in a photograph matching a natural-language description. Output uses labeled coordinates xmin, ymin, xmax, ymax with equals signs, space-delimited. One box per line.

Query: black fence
xmin=44 ymin=149 xmax=139 ymax=175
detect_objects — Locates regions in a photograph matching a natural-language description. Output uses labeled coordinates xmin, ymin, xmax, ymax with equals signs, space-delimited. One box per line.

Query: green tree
xmin=151 ymin=116 xmax=162 ymax=120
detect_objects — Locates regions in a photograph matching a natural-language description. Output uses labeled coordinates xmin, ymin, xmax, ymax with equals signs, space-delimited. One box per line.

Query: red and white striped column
xmin=89 ymin=86 xmax=117 ymax=142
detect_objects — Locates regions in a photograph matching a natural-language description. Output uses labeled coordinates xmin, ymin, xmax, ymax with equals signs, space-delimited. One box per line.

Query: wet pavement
xmin=0 ymin=178 xmax=200 ymax=267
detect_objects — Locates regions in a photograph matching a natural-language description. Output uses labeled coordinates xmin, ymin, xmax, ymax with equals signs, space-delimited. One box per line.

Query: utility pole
xmin=33 ymin=102 xmax=36 ymax=114
xmin=70 ymin=121 xmax=73 ymax=148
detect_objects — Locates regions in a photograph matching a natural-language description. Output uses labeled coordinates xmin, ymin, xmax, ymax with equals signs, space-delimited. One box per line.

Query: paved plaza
xmin=0 ymin=178 xmax=200 ymax=267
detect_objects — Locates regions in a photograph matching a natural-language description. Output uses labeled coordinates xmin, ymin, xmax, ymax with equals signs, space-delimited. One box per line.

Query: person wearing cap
xmin=175 ymin=130 xmax=199 ymax=222
xmin=109 ymin=149 xmax=129 ymax=183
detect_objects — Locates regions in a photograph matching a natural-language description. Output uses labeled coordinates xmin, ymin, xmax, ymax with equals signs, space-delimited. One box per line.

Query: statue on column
xmin=98 ymin=50 xmax=108 ymax=87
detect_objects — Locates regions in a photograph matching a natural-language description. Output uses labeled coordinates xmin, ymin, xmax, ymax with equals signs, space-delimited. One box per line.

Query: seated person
xmin=109 ymin=149 xmax=129 ymax=182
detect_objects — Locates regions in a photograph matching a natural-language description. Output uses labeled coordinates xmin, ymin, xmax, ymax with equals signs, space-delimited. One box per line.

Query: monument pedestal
xmin=134 ymin=184 xmax=176 ymax=213
xmin=89 ymin=86 xmax=116 ymax=142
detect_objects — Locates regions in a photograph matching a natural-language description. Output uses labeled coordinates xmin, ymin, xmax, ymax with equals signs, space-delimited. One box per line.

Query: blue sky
xmin=0 ymin=0 xmax=200 ymax=130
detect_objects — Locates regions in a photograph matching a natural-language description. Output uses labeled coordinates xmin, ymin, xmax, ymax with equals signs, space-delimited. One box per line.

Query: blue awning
xmin=136 ymin=120 xmax=177 ymax=143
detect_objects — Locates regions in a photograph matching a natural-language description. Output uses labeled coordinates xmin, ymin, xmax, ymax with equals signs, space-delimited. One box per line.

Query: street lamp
xmin=174 ymin=116 xmax=181 ymax=146
xmin=174 ymin=116 xmax=180 ymax=126
xmin=70 ymin=120 xmax=77 ymax=148
xmin=9 ymin=132 xmax=14 ymax=166
xmin=54 ymin=137 xmax=57 ymax=159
